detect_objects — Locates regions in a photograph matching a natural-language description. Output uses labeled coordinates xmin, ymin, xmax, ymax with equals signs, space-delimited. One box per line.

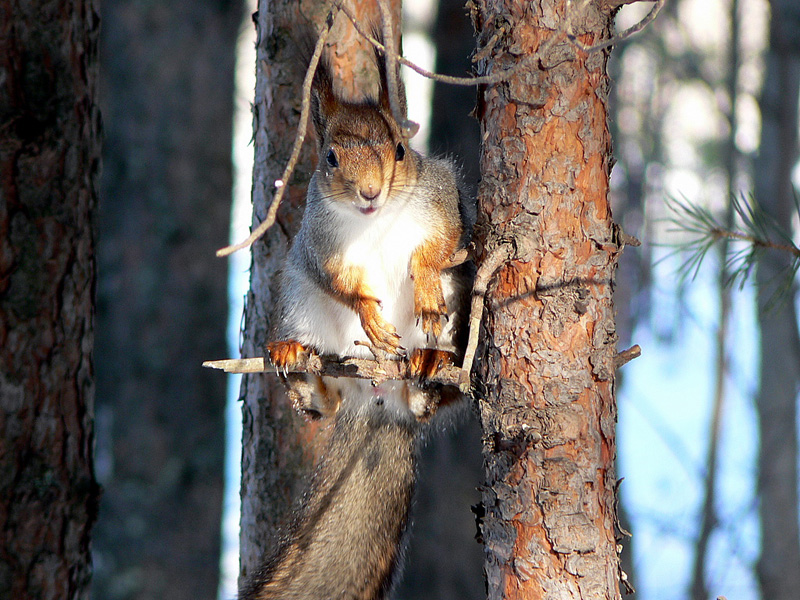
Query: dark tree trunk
xmin=396 ymin=1 xmax=485 ymax=598
xmin=0 ymin=2 xmax=100 ymax=599
xmin=470 ymin=1 xmax=622 ymax=597
xmin=753 ymin=1 xmax=800 ymax=598
xmin=429 ymin=0 xmax=481 ymax=191
xmin=92 ymin=1 xmax=242 ymax=599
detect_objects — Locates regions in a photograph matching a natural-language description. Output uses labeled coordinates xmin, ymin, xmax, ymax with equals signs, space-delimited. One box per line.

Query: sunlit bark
xmin=470 ymin=1 xmax=622 ymax=597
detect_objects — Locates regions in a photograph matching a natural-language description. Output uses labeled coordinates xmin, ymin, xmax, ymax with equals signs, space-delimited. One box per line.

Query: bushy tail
xmin=240 ymin=404 xmax=417 ymax=600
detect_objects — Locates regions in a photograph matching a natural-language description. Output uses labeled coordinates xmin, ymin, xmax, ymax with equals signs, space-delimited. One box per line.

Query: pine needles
xmin=664 ymin=193 xmax=800 ymax=303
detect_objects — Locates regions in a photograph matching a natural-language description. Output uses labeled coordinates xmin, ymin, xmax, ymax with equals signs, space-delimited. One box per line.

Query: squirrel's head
xmin=310 ymin=53 xmax=415 ymax=216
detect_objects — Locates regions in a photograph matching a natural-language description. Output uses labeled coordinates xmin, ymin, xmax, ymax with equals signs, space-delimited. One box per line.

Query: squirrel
xmin=239 ymin=41 xmax=472 ymax=600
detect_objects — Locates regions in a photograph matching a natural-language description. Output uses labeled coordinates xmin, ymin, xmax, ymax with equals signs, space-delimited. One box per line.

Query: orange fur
xmin=323 ymin=260 xmax=403 ymax=354
xmin=410 ymin=231 xmax=459 ymax=337
xmin=267 ymin=340 xmax=308 ymax=368
xmin=408 ymin=348 xmax=456 ymax=379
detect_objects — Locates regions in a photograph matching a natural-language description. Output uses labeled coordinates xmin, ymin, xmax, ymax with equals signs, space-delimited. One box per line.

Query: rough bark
xmin=0 ymin=2 xmax=100 ymax=599
xmin=240 ymin=0 xmax=399 ymax=584
xmin=753 ymin=1 xmax=800 ymax=598
xmin=470 ymin=1 xmax=621 ymax=598
xmin=92 ymin=1 xmax=242 ymax=599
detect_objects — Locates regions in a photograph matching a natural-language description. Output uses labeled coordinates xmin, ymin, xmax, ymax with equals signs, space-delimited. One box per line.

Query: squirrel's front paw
xmin=267 ymin=340 xmax=308 ymax=369
xmin=359 ymin=302 xmax=403 ymax=355
xmin=408 ymin=348 xmax=455 ymax=380
xmin=415 ymin=288 xmax=448 ymax=338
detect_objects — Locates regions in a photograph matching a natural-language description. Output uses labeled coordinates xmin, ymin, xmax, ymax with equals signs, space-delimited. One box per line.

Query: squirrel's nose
xmin=359 ymin=186 xmax=381 ymax=201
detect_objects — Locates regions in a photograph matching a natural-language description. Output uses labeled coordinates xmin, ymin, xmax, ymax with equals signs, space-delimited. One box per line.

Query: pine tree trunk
xmin=753 ymin=1 xmax=800 ymax=598
xmin=470 ymin=1 xmax=622 ymax=597
xmin=239 ymin=0 xmax=400 ymax=584
xmin=92 ymin=1 xmax=242 ymax=598
xmin=0 ymin=2 xmax=100 ymax=599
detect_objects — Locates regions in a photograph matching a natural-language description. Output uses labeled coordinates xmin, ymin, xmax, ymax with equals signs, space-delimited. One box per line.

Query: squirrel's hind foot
xmin=267 ymin=339 xmax=308 ymax=370
xmin=408 ymin=348 xmax=455 ymax=380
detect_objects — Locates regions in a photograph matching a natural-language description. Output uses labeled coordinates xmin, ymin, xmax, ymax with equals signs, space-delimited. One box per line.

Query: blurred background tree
xmin=610 ymin=0 xmax=800 ymax=598
xmin=92 ymin=1 xmax=243 ymax=599
xmin=751 ymin=2 xmax=800 ymax=598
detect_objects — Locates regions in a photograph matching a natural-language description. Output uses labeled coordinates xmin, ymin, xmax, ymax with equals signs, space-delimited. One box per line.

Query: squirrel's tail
xmin=240 ymin=402 xmax=417 ymax=600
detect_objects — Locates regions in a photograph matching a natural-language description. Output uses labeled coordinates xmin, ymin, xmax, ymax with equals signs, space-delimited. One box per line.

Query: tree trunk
xmin=92 ymin=1 xmax=242 ymax=599
xmin=470 ymin=1 xmax=622 ymax=598
xmin=753 ymin=1 xmax=800 ymax=598
xmin=0 ymin=2 xmax=100 ymax=599
xmin=239 ymin=0 xmax=399 ymax=585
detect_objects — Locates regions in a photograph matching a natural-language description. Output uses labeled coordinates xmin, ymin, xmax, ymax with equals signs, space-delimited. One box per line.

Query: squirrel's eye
xmin=326 ymin=149 xmax=338 ymax=168
xmin=395 ymin=143 xmax=405 ymax=162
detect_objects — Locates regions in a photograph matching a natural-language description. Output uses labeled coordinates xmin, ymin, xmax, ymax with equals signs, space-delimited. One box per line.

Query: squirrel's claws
xmin=267 ymin=340 xmax=307 ymax=372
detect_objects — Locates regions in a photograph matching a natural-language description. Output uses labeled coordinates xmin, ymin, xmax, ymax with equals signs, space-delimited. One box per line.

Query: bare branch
xmin=444 ymin=248 xmax=470 ymax=269
xmin=460 ymin=242 xmax=515 ymax=392
xmin=567 ymin=0 xmax=666 ymax=53
xmin=216 ymin=7 xmax=338 ymax=257
xmin=336 ymin=1 xmax=506 ymax=86
xmin=203 ymin=354 xmax=464 ymax=387
xmin=709 ymin=228 xmax=800 ymax=258
xmin=601 ymin=0 xmax=655 ymax=8
xmin=337 ymin=1 xmax=569 ymax=87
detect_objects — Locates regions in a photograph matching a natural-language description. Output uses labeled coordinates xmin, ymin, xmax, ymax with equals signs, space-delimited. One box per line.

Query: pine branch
xmin=663 ymin=194 xmax=800 ymax=292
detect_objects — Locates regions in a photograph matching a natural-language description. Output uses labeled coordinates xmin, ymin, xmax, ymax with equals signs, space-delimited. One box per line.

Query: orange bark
xmin=471 ymin=1 xmax=622 ymax=598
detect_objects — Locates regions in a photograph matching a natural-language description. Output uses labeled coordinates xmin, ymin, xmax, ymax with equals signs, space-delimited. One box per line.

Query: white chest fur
xmin=339 ymin=201 xmax=427 ymax=301
xmin=280 ymin=197 xmax=457 ymax=419
xmin=283 ymin=199 xmax=432 ymax=361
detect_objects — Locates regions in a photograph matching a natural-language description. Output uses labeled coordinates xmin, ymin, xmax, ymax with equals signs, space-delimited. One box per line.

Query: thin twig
xmin=337 ymin=1 xmax=569 ymax=87
xmin=337 ymin=2 xmax=508 ymax=86
xmin=459 ymin=242 xmax=515 ymax=391
xmin=444 ymin=248 xmax=470 ymax=269
xmin=216 ymin=7 xmax=338 ymax=257
xmin=203 ymin=354 xmax=463 ymax=387
xmin=709 ymin=228 xmax=800 ymax=257
xmin=567 ymin=0 xmax=666 ymax=53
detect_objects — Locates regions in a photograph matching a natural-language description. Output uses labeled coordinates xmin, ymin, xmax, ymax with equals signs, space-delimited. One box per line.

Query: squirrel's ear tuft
xmin=294 ymin=26 xmax=337 ymax=147
xmin=374 ymin=31 xmax=407 ymax=121
xmin=311 ymin=56 xmax=337 ymax=146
